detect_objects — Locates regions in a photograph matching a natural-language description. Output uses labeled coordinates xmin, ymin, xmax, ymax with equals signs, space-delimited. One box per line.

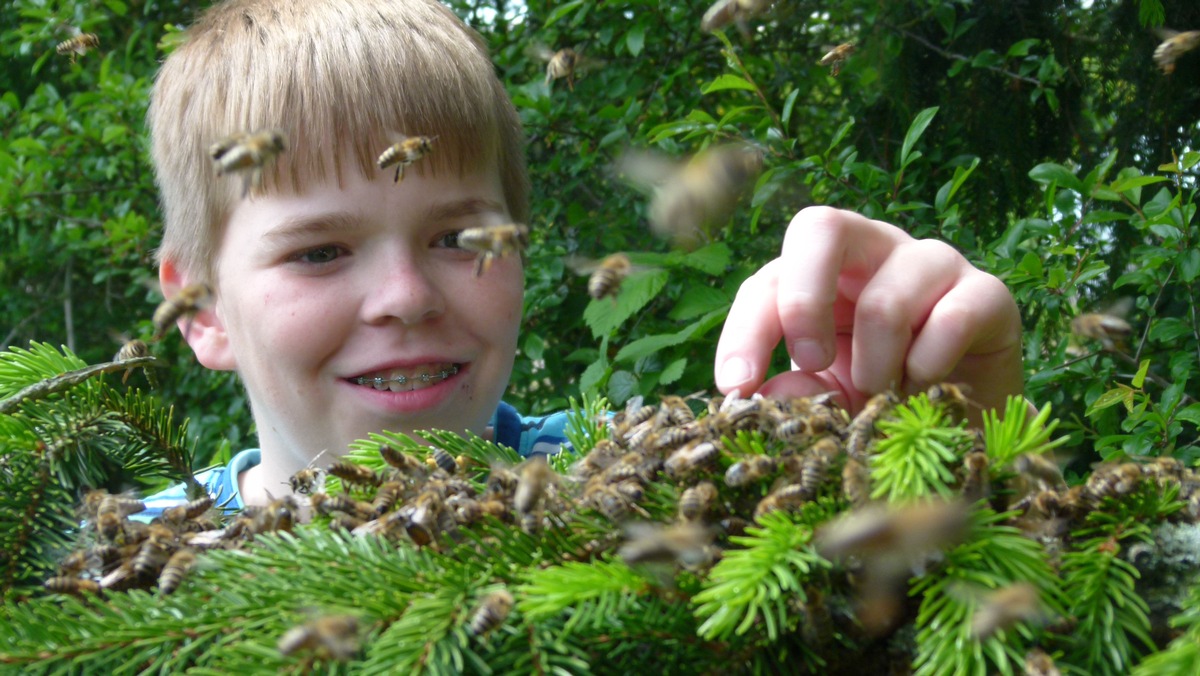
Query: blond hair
xmin=148 ymin=0 xmax=528 ymax=284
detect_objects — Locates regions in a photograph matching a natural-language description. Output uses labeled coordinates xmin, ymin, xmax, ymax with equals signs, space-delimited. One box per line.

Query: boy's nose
xmin=360 ymin=260 xmax=447 ymax=326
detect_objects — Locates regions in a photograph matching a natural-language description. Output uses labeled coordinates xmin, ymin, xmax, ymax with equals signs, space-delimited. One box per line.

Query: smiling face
xmin=167 ymin=156 xmax=523 ymax=494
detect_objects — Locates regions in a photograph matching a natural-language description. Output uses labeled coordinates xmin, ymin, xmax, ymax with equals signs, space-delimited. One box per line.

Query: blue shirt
xmin=138 ymin=402 xmax=569 ymax=518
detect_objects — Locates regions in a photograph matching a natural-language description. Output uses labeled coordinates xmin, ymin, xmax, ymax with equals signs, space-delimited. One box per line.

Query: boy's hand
xmin=714 ymin=207 xmax=1024 ymax=420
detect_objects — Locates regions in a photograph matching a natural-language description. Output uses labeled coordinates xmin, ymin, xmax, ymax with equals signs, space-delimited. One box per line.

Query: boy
xmin=144 ymin=0 xmax=1025 ymax=513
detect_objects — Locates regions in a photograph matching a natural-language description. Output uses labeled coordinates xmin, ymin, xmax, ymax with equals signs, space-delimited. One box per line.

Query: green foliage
xmin=869 ymin=394 xmax=973 ymax=501
xmin=983 ymin=397 xmax=1068 ymax=466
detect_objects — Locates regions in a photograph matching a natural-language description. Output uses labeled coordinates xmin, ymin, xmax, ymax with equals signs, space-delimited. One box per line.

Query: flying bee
xmin=724 ymin=455 xmax=779 ymax=487
xmin=815 ymin=499 xmax=970 ymax=569
xmin=376 ymin=134 xmax=435 ymax=183
xmin=458 ymin=223 xmax=530 ymax=277
xmin=967 ymin=581 xmax=1045 ymax=640
xmin=700 ymin=0 xmax=773 ymax=38
xmin=45 ymin=576 xmax=102 ymax=596
xmin=288 ymin=467 xmax=325 ymax=496
xmin=56 ymin=32 xmax=100 ymax=62
xmin=514 ymin=456 xmax=555 ymax=515
xmin=469 ymin=589 xmax=515 ymax=637
xmin=544 ymin=47 xmax=579 ymax=89
xmin=277 ymin=614 xmax=360 ymax=661
xmin=615 ymin=143 xmax=765 ymax=250
xmin=152 ymin=283 xmax=214 ymax=342
xmin=819 ymin=42 xmax=857 ymax=76
xmin=619 ymin=522 xmax=715 ymax=570
xmin=328 ymin=461 xmax=383 ymax=490
xmin=158 ymin=548 xmax=197 ymax=595
xmin=209 ymin=128 xmax=288 ymax=197
xmin=1070 ymin=312 xmax=1133 ymax=351
xmin=1153 ymin=29 xmax=1200 ymax=74
xmin=961 ymin=451 xmax=991 ymax=504
xmin=566 ymin=253 xmax=659 ymax=301
xmin=678 ymin=481 xmax=718 ymax=522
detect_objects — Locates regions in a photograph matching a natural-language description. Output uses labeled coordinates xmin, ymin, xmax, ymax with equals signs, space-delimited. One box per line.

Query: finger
xmin=848 ymin=238 xmax=967 ymax=395
xmin=714 ymin=260 xmax=785 ymax=394
xmin=777 ymin=207 xmax=909 ymax=371
xmin=755 ymin=331 xmax=860 ymax=411
xmin=905 ymin=273 xmax=1024 ymax=410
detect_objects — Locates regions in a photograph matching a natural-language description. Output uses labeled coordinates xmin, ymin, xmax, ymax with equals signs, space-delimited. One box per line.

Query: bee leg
xmin=473 ymin=253 xmax=492 ymax=278
xmin=394 ymin=164 xmax=404 ymax=183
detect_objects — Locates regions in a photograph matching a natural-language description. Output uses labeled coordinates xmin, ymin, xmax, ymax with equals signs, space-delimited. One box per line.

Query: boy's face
xmin=194 ymin=153 xmax=523 ymax=466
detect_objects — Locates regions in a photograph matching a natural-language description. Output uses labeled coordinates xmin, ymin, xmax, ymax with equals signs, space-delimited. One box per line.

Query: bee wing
xmin=612 ymin=148 xmax=680 ymax=193
xmin=564 ymin=255 xmax=603 ymax=276
xmin=524 ymin=42 xmax=556 ymax=62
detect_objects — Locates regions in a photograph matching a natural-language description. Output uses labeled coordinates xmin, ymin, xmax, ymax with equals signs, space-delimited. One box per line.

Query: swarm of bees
xmin=209 ymin=128 xmax=288 ymax=198
xmin=616 ymin=142 xmax=765 ymax=250
xmin=56 ymin=32 xmax=100 ymax=62
xmin=46 ymin=384 xmax=1200 ymax=664
xmin=457 ymin=223 xmax=530 ymax=277
xmin=377 ymin=134 xmax=435 ymax=183
xmin=1153 ymin=29 xmax=1200 ymax=75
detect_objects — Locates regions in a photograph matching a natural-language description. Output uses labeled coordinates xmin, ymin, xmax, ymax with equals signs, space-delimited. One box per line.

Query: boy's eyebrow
xmin=262 ymin=213 xmax=363 ymax=245
xmin=425 ymin=197 xmax=508 ymax=222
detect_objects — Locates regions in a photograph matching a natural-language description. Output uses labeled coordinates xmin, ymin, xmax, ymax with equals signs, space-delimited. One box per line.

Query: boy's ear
xmin=159 ymin=260 xmax=237 ymax=371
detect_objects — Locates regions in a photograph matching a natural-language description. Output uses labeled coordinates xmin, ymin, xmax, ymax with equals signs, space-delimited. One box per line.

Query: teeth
xmin=354 ymin=365 xmax=459 ymax=389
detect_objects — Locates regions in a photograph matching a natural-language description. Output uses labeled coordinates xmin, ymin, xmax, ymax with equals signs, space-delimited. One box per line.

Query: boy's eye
xmin=292 ymin=245 xmax=345 ymax=264
xmin=435 ymin=231 xmax=463 ymax=249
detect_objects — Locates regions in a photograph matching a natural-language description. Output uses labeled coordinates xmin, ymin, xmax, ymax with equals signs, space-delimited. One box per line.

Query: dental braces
xmin=353 ymin=365 xmax=459 ymax=387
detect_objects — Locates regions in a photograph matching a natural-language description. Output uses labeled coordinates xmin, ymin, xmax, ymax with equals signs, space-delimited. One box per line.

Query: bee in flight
xmin=56 ymin=31 xmax=100 ymax=63
xmin=458 ymin=223 xmax=530 ymax=277
xmin=377 ymin=134 xmax=435 ymax=183
xmin=700 ymin=0 xmax=773 ymax=38
xmin=566 ymin=252 xmax=659 ymax=301
xmin=209 ymin=128 xmax=288 ymax=198
xmin=819 ymin=42 xmax=857 ymax=76
xmin=614 ymin=143 xmax=765 ymax=250
xmin=1153 ymin=29 xmax=1200 ymax=74
xmin=528 ymin=44 xmax=599 ymax=91
xmin=152 ymin=283 xmax=214 ymax=341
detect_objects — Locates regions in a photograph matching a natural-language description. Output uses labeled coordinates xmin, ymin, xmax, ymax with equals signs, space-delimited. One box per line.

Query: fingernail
xmin=718 ymin=357 xmax=751 ymax=388
xmin=791 ymin=339 xmax=829 ymax=370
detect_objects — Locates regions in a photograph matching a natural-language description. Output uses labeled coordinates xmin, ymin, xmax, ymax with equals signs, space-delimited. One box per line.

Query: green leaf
xmin=1006 ymin=39 xmax=1040 ymax=57
xmin=702 ymin=74 xmax=758 ymax=94
xmin=1176 ymin=403 xmax=1200 ymax=427
xmin=658 ymin=358 xmax=687 ymax=385
xmin=1087 ymin=387 xmax=1133 ymax=416
xmin=583 ymin=269 xmax=669 ymax=338
xmin=101 ymin=125 xmax=127 ymax=144
xmin=780 ymin=89 xmax=801 ymax=128
xmin=1132 ymin=359 xmax=1150 ymax=389
xmin=669 ymin=285 xmax=729 ymax=321
xmin=680 ymin=242 xmax=732 ymax=274
xmin=614 ymin=309 xmax=726 ymax=363
xmin=625 ymin=23 xmax=646 ymax=57
xmin=1028 ymin=163 xmax=1083 ymax=193
xmin=607 ymin=370 xmax=638 ymax=406
xmin=1109 ymin=175 xmax=1167 ymax=193
xmin=900 ymin=107 xmax=939 ymax=169
xmin=579 ymin=359 xmax=609 ymax=396
xmin=544 ymin=0 xmax=585 ymax=27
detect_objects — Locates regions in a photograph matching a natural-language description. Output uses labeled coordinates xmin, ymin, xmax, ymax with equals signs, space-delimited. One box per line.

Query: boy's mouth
xmin=350 ymin=363 xmax=460 ymax=392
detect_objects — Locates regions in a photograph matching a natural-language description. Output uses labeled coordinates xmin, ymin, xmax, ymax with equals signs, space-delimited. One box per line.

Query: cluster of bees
xmin=44 ymin=384 xmax=1200 ymax=665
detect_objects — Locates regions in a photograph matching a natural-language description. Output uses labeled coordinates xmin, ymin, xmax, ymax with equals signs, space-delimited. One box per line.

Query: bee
xmin=159 ymin=496 xmax=216 ymax=528
xmin=1070 ymin=312 xmax=1133 ymax=351
xmin=545 ymin=48 xmax=579 ymax=89
xmin=678 ymin=481 xmax=718 ymax=522
xmin=158 ymin=548 xmax=197 ymax=595
xmin=814 ymin=499 xmax=969 ymax=567
xmin=819 ymin=42 xmax=857 ymax=76
xmin=376 ymin=134 xmax=435 ymax=182
xmin=566 ymin=253 xmax=648 ymax=301
xmin=1024 ymin=649 xmax=1062 ymax=676
xmin=277 ymin=614 xmax=360 ymax=661
xmin=754 ymin=484 xmax=808 ymax=521
xmin=1084 ymin=462 xmax=1144 ymax=503
xmin=662 ymin=441 xmax=715 ymax=477
xmin=371 ymin=481 xmax=406 ymax=516
xmin=45 ymin=576 xmax=102 ymax=596
xmin=428 ymin=447 xmax=457 ymax=475
xmin=927 ymin=382 xmax=973 ymax=421
xmin=700 ymin=0 xmax=773 ymax=37
xmin=846 ymin=391 xmax=899 ymax=461
xmin=113 ymin=338 xmax=153 ymax=384
xmin=132 ymin=525 xmax=178 ymax=578
xmin=797 ymin=438 xmax=840 ymax=498
xmin=1013 ymin=453 xmax=1067 ymax=493
xmin=961 ymin=451 xmax=991 ymax=504
xmin=288 ymin=467 xmax=325 ymax=496
xmin=1144 ymin=456 xmax=1186 ymax=484
xmin=583 ymin=481 xmax=648 ymax=521
xmin=56 ymin=32 xmax=100 ymax=62
xmin=209 ymin=128 xmax=288 ymax=198
xmin=615 ymin=143 xmax=765 ymax=250
xmin=619 ymin=522 xmax=715 ymax=569
xmin=152 ymin=283 xmax=214 ymax=341
xmin=252 ymin=495 xmax=300 ymax=534
xmin=318 ymin=495 xmax=377 ymax=520
xmin=379 ymin=445 xmax=426 ymax=474
xmin=724 ymin=455 xmax=779 ymax=487
xmin=1153 ymin=29 xmax=1200 ymax=75
xmin=457 ymin=223 xmax=530 ymax=277
xmin=485 ymin=464 xmax=520 ymax=501
xmin=404 ymin=491 xmax=444 ymax=546
xmin=572 ymin=439 xmax=623 ymax=480
xmin=328 ymin=461 xmax=383 ymax=490
xmin=469 ymin=589 xmax=515 ymax=636
xmin=519 ymin=506 xmax=544 ymax=535
xmin=514 ymin=456 xmax=555 ymax=515
xmin=968 ymin=581 xmax=1044 ymax=640
xmin=841 ymin=456 xmax=871 ymax=508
